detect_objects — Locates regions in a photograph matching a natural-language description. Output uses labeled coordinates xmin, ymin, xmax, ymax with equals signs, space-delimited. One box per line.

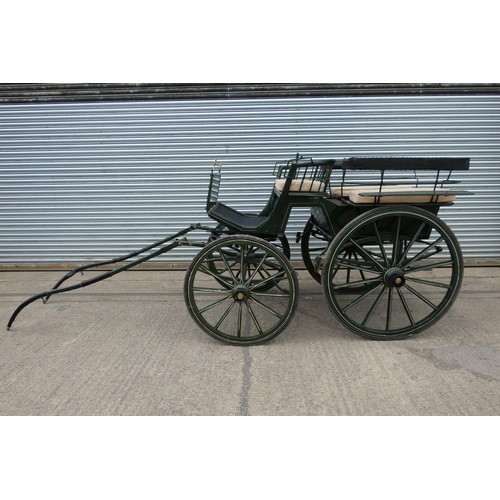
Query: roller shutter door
xmin=0 ymin=94 xmax=499 ymax=265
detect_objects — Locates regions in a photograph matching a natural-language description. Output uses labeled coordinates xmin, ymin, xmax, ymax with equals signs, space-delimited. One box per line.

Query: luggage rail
xmin=331 ymin=156 xmax=472 ymax=205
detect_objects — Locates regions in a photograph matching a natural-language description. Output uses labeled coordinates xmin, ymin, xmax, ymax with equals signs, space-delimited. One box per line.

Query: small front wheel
xmin=322 ymin=206 xmax=464 ymax=340
xmin=184 ymin=235 xmax=299 ymax=345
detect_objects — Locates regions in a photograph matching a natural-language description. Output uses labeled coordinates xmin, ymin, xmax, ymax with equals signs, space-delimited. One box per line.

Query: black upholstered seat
xmin=208 ymin=203 xmax=268 ymax=230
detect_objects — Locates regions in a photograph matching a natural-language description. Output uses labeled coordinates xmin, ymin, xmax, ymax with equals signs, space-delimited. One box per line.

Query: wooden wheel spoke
xmin=403 ymin=236 xmax=445 ymax=268
xmin=199 ymin=264 xmax=236 ymax=288
xmin=237 ymin=303 xmax=242 ymax=337
xmin=397 ymin=221 xmax=426 ymax=267
xmin=219 ymin=250 xmax=239 ymax=284
xmin=346 ymin=251 xmax=352 ymax=284
xmin=214 ymin=301 xmax=236 ymax=329
xmin=246 ymin=302 xmax=264 ymax=334
xmin=342 ymin=283 xmax=384 ymax=313
xmin=392 ymin=216 xmax=401 ymax=265
xmin=335 ymin=257 xmax=381 ymax=275
xmin=405 ymin=259 xmax=454 ymax=273
xmin=245 ymin=252 xmax=269 ymax=286
xmin=352 ymin=252 xmax=367 ymax=281
xmin=403 ymin=283 xmax=438 ymax=310
xmin=386 ymin=287 xmax=393 ymax=331
xmin=251 ymin=296 xmax=284 ymax=319
xmin=373 ymin=222 xmax=389 ymax=266
xmin=361 ymin=248 xmax=388 ymax=264
xmin=249 ymin=270 xmax=286 ymax=291
xmin=198 ymin=295 xmax=232 ymax=314
xmin=239 ymin=244 xmax=246 ymax=282
xmin=334 ymin=276 xmax=382 ymax=291
xmin=405 ymin=276 xmax=452 ymax=289
xmin=192 ymin=286 xmax=232 ymax=293
xmin=396 ymin=287 xmax=415 ymax=326
xmin=361 ymin=285 xmax=387 ymax=326
xmin=347 ymin=238 xmax=385 ymax=271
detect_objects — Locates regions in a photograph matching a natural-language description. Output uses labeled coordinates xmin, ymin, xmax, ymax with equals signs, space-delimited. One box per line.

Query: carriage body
xmin=188 ymin=154 xmax=471 ymax=344
xmin=8 ymin=154 xmax=472 ymax=346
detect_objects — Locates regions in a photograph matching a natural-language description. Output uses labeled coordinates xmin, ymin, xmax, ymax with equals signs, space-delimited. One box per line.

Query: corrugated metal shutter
xmin=1 ymin=95 xmax=499 ymax=265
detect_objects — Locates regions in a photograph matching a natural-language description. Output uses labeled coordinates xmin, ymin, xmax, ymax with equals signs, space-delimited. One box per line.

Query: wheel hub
xmin=233 ymin=284 xmax=250 ymax=302
xmin=384 ymin=267 xmax=405 ymax=288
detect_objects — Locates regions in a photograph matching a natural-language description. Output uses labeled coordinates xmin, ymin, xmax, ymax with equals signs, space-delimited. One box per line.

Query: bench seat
xmin=274 ymin=178 xmax=326 ymax=193
xmin=342 ymin=186 xmax=456 ymax=204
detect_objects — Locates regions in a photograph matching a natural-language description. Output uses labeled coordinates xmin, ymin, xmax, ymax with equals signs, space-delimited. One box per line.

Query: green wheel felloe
xmin=184 ymin=235 xmax=298 ymax=345
xmin=322 ymin=206 xmax=464 ymax=340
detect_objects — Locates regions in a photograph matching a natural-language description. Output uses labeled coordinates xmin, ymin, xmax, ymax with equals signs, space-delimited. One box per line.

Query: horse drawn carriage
xmin=8 ymin=154 xmax=470 ymax=345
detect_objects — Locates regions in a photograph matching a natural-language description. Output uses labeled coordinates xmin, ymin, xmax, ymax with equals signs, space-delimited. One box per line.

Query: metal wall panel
xmin=1 ymin=95 xmax=499 ymax=264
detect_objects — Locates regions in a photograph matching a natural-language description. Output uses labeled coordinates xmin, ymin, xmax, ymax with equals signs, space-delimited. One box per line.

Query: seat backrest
xmin=206 ymin=170 xmax=221 ymax=211
xmin=274 ymin=156 xmax=335 ymax=196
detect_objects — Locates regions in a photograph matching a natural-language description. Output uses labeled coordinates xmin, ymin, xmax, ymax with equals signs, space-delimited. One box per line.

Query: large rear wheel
xmin=322 ymin=206 xmax=464 ymax=340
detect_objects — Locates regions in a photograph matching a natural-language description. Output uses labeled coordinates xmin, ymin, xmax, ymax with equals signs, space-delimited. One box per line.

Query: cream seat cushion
xmin=275 ymin=178 xmax=325 ymax=192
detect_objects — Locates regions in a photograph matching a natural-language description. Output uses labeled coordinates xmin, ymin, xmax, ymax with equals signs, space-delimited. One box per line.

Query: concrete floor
xmin=0 ymin=268 xmax=499 ymax=415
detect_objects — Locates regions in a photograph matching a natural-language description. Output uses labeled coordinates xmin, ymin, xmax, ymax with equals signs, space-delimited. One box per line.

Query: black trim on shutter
xmin=0 ymin=83 xmax=499 ymax=104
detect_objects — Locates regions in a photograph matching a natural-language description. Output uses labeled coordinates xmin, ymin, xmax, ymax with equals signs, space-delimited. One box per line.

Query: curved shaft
xmin=6 ymin=224 xmax=210 ymax=330
xmin=43 ymin=225 xmax=202 ymax=303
